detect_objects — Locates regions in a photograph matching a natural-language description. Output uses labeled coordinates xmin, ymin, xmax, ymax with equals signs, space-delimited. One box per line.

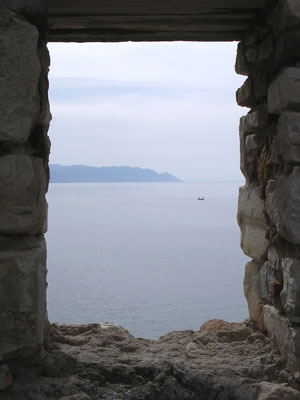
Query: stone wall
xmin=0 ymin=5 xmax=50 ymax=363
xmin=237 ymin=0 xmax=300 ymax=374
xmin=1 ymin=0 xmax=300 ymax=384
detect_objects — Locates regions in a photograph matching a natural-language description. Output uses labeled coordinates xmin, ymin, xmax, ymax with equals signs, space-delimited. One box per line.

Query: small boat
xmin=198 ymin=197 xmax=205 ymax=201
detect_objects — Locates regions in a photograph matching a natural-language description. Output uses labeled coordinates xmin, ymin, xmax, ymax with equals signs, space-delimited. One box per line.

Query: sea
xmin=46 ymin=181 xmax=250 ymax=339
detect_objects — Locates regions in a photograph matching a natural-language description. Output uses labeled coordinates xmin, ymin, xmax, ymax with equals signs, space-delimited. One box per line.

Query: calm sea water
xmin=46 ymin=182 xmax=249 ymax=339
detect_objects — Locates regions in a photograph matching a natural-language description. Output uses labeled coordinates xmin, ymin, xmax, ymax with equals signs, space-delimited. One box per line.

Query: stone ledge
xmin=2 ymin=320 xmax=300 ymax=399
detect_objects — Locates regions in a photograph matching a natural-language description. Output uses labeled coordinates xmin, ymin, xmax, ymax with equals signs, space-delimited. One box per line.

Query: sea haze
xmin=46 ymin=181 xmax=249 ymax=339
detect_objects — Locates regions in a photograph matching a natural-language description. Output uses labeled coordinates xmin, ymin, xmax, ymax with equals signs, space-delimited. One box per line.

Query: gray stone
xmin=254 ymin=262 xmax=276 ymax=304
xmin=235 ymin=42 xmax=249 ymax=76
xmin=0 ymin=236 xmax=47 ymax=360
xmin=59 ymin=395 xmax=91 ymax=400
xmin=263 ymin=305 xmax=300 ymax=374
xmin=271 ymin=0 xmax=300 ymax=36
xmin=267 ymin=246 xmax=281 ymax=271
xmin=278 ymin=111 xmax=300 ymax=163
xmin=236 ymin=78 xmax=256 ymax=108
xmin=242 ymin=104 xmax=269 ymax=133
xmin=0 ymin=11 xmax=41 ymax=142
xmin=245 ymin=134 xmax=258 ymax=150
xmin=245 ymin=45 xmax=257 ymax=63
xmin=274 ymin=29 xmax=300 ymax=71
xmin=258 ymin=381 xmax=300 ymax=400
xmin=0 ymin=155 xmax=47 ymax=235
xmin=239 ymin=120 xmax=259 ymax=183
xmin=271 ymin=135 xmax=281 ymax=164
xmin=243 ymin=261 xmax=260 ymax=321
xmin=0 ymin=364 xmax=12 ymax=390
xmin=237 ymin=185 xmax=269 ymax=262
xmin=257 ymin=36 xmax=274 ymax=65
xmin=265 ymin=170 xmax=300 ymax=244
xmin=268 ymin=68 xmax=300 ymax=115
xmin=281 ymin=258 xmax=300 ymax=322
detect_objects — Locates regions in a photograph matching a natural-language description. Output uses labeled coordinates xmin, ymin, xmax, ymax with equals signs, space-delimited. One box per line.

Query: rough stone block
xmin=242 ymin=104 xmax=269 ymax=133
xmin=265 ymin=169 xmax=300 ymax=244
xmin=252 ymin=70 xmax=269 ymax=102
xmin=245 ymin=134 xmax=258 ymax=151
xmin=235 ymin=42 xmax=249 ymax=76
xmin=278 ymin=111 xmax=300 ymax=163
xmin=272 ymin=0 xmax=300 ymax=36
xmin=0 ymin=10 xmax=41 ymax=142
xmin=271 ymin=135 xmax=281 ymax=164
xmin=239 ymin=119 xmax=259 ymax=182
xmin=237 ymin=185 xmax=269 ymax=263
xmin=268 ymin=68 xmax=300 ymax=115
xmin=281 ymin=258 xmax=300 ymax=323
xmin=274 ymin=29 xmax=300 ymax=71
xmin=258 ymin=382 xmax=300 ymax=400
xmin=236 ymin=78 xmax=256 ymax=108
xmin=257 ymin=36 xmax=274 ymax=65
xmin=243 ymin=261 xmax=260 ymax=321
xmin=263 ymin=305 xmax=300 ymax=374
xmin=0 ymin=236 xmax=46 ymax=360
xmin=0 ymin=155 xmax=47 ymax=234
xmin=254 ymin=261 xmax=276 ymax=304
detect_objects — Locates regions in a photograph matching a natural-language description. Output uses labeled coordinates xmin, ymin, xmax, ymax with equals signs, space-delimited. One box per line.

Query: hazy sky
xmin=48 ymin=42 xmax=246 ymax=181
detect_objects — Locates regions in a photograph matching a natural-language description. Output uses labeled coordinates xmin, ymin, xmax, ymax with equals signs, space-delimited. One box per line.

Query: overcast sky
xmin=48 ymin=42 xmax=246 ymax=181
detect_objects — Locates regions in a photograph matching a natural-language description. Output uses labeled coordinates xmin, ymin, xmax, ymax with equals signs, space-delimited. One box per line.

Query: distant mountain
xmin=50 ymin=164 xmax=181 ymax=183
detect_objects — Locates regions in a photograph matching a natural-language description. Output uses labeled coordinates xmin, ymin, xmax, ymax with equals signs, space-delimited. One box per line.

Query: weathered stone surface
xmin=0 ymin=364 xmax=12 ymax=390
xmin=274 ymin=29 xmax=300 ymax=71
xmin=59 ymin=395 xmax=91 ymax=400
xmin=238 ymin=185 xmax=269 ymax=262
xmin=271 ymin=135 xmax=281 ymax=164
xmin=281 ymin=258 xmax=300 ymax=323
xmin=235 ymin=42 xmax=249 ymax=76
xmin=263 ymin=304 xmax=300 ymax=374
xmin=252 ymin=69 xmax=270 ymax=102
xmin=0 ymin=236 xmax=47 ymax=360
xmin=258 ymin=381 xmax=300 ymax=400
xmin=0 ymin=11 xmax=41 ymax=142
xmin=244 ymin=261 xmax=260 ymax=321
xmin=242 ymin=104 xmax=269 ymax=133
xmin=236 ymin=78 xmax=256 ymax=108
xmin=268 ymin=68 xmax=300 ymax=115
xmin=3 ymin=322 xmax=299 ymax=399
xmin=239 ymin=120 xmax=259 ymax=182
xmin=272 ymin=0 xmax=300 ymax=36
xmin=265 ymin=169 xmax=300 ymax=244
xmin=245 ymin=134 xmax=258 ymax=150
xmin=0 ymin=155 xmax=47 ymax=235
xmin=254 ymin=262 xmax=276 ymax=304
xmin=257 ymin=36 xmax=273 ymax=65
xmin=267 ymin=246 xmax=281 ymax=271
xmin=278 ymin=111 xmax=300 ymax=163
